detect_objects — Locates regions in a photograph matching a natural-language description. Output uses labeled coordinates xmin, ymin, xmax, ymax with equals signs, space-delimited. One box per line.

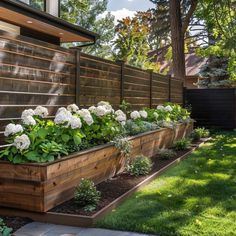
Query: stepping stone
xmin=14 ymin=222 xmax=155 ymax=236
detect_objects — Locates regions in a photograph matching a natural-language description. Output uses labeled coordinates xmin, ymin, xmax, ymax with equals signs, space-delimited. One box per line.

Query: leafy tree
xmin=113 ymin=12 xmax=161 ymax=72
xmin=60 ymin=0 xmax=115 ymax=58
xmin=195 ymin=0 xmax=236 ymax=81
xmin=113 ymin=12 xmax=150 ymax=68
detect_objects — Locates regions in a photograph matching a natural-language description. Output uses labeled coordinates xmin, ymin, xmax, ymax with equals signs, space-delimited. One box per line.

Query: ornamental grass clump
xmin=191 ymin=127 xmax=210 ymax=141
xmin=75 ymin=179 xmax=101 ymax=212
xmin=173 ymin=138 xmax=192 ymax=151
xmin=127 ymin=155 xmax=152 ymax=176
xmin=158 ymin=149 xmax=177 ymax=160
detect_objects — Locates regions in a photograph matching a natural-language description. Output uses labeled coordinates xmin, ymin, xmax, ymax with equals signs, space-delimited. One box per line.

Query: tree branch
xmin=182 ymin=0 xmax=198 ymax=35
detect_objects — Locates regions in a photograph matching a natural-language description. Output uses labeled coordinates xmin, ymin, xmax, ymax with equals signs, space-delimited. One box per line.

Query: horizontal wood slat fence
xmin=0 ymin=30 xmax=183 ymax=144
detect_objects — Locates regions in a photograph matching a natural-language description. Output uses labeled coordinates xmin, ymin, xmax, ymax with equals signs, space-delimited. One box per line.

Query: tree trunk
xmin=169 ymin=0 xmax=186 ymax=81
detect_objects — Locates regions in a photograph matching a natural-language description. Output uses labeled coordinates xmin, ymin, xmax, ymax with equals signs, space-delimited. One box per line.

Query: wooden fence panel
xmin=171 ymin=78 xmax=183 ymax=104
xmin=152 ymin=73 xmax=169 ymax=107
xmin=123 ymin=65 xmax=150 ymax=109
xmin=79 ymin=53 xmax=121 ymax=108
xmin=0 ymin=30 xmax=184 ymax=144
xmin=0 ymin=31 xmax=76 ymax=144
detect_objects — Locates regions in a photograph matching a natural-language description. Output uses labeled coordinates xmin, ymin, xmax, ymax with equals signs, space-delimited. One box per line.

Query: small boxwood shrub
xmin=192 ymin=127 xmax=210 ymax=141
xmin=0 ymin=218 xmax=12 ymax=236
xmin=173 ymin=138 xmax=191 ymax=151
xmin=127 ymin=155 xmax=152 ymax=176
xmin=159 ymin=149 xmax=177 ymax=160
xmin=75 ymin=179 xmax=101 ymax=212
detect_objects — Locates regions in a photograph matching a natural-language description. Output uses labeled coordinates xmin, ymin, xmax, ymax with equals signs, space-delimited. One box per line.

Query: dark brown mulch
xmin=51 ymin=143 xmax=201 ymax=216
xmin=0 ymin=216 xmax=32 ymax=232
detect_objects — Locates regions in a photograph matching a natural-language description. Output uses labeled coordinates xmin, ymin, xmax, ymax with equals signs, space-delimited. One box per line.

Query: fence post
xmin=116 ymin=60 xmax=125 ymax=104
xmin=183 ymin=83 xmax=186 ymax=107
xmin=74 ymin=48 xmax=81 ymax=106
xmin=168 ymin=75 xmax=171 ymax=102
xmin=148 ymin=69 xmax=153 ymax=108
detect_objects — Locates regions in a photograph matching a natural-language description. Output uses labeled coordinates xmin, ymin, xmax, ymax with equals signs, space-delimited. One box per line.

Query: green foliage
xmin=75 ymin=179 xmax=101 ymax=211
xmin=125 ymin=120 xmax=157 ymax=136
xmin=60 ymin=0 xmax=115 ymax=59
xmin=158 ymin=149 xmax=177 ymax=160
xmin=82 ymin=113 xmax=123 ymax=146
xmin=112 ymin=136 xmax=132 ymax=157
xmin=192 ymin=128 xmax=210 ymax=141
xmin=0 ymin=218 xmax=12 ymax=236
xmin=195 ymin=0 xmax=236 ymax=81
xmin=119 ymin=100 xmax=131 ymax=114
xmin=173 ymin=138 xmax=191 ymax=151
xmin=113 ymin=12 xmax=151 ymax=68
xmin=127 ymin=155 xmax=152 ymax=176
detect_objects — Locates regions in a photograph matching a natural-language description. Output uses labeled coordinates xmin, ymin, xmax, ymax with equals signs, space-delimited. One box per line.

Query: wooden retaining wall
xmin=185 ymin=88 xmax=236 ymax=129
xmin=0 ymin=122 xmax=193 ymax=212
xmin=0 ymin=30 xmax=184 ymax=143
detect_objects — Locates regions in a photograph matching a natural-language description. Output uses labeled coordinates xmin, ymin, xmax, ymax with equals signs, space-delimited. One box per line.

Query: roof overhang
xmin=0 ymin=0 xmax=99 ymax=43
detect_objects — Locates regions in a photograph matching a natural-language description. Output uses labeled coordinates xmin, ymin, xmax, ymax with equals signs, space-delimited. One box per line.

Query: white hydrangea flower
xmin=165 ymin=105 xmax=173 ymax=112
xmin=77 ymin=109 xmax=91 ymax=118
xmin=153 ymin=112 xmax=159 ymax=119
xmin=54 ymin=109 xmax=72 ymax=125
xmin=34 ymin=106 xmax=48 ymax=118
xmin=67 ymin=104 xmax=79 ymax=113
xmin=95 ymin=106 xmax=107 ymax=117
xmin=21 ymin=109 xmax=35 ymax=119
xmin=14 ymin=134 xmax=31 ymax=151
xmin=139 ymin=110 xmax=148 ymax=119
xmin=23 ymin=116 xmax=36 ymax=126
xmin=97 ymin=101 xmax=114 ymax=114
xmin=69 ymin=116 xmax=82 ymax=129
xmin=157 ymin=105 xmax=165 ymax=110
xmin=115 ymin=110 xmax=126 ymax=122
xmin=97 ymin=101 xmax=110 ymax=106
xmin=83 ymin=114 xmax=94 ymax=126
xmin=130 ymin=111 xmax=141 ymax=120
xmin=4 ymin=124 xmax=24 ymax=137
xmin=88 ymin=106 xmax=97 ymax=113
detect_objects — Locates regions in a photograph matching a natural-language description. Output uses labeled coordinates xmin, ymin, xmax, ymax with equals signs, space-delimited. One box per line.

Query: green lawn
xmin=97 ymin=131 xmax=236 ymax=236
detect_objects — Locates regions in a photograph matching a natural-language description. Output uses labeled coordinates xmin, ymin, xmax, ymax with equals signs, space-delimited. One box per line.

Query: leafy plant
xmin=158 ymin=149 xmax=177 ymax=160
xmin=0 ymin=218 xmax=12 ymax=236
xmin=192 ymin=128 xmax=210 ymax=141
xmin=127 ymin=155 xmax=152 ymax=176
xmin=75 ymin=179 xmax=101 ymax=211
xmin=112 ymin=136 xmax=132 ymax=157
xmin=173 ymin=138 xmax=192 ymax=151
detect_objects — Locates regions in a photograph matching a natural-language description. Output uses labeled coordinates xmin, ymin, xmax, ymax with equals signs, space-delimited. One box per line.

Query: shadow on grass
xmin=97 ymin=131 xmax=236 ymax=236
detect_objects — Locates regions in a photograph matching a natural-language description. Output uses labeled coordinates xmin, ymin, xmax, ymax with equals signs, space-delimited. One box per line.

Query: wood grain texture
xmin=0 ymin=122 xmax=193 ymax=212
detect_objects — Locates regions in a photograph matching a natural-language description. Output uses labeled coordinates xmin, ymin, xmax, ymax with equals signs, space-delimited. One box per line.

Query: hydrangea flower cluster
xmin=115 ymin=110 xmax=127 ymax=124
xmin=4 ymin=124 xmax=24 ymax=137
xmin=13 ymin=134 xmax=31 ymax=151
xmin=1 ymin=101 xmax=190 ymax=162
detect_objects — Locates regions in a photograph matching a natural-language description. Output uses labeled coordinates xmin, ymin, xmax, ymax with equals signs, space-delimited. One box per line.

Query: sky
xmin=106 ymin=0 xmax=155 ymax=23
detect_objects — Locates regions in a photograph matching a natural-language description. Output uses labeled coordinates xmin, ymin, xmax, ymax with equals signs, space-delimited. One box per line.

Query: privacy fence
xmin=185 ymin=88 xmax=236 ymax=129
xmin=0 ymin=30 xmax=183 ymax=143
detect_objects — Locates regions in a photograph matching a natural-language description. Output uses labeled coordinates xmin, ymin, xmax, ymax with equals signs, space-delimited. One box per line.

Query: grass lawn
xmin=97 ymin=131 xmax=236 ymax=236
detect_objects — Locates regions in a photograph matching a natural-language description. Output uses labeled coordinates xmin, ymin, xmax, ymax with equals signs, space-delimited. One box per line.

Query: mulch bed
xmin=51 ymin=142 xmax=201 ymax=216
xmin=0 ymin=216 xmax=32 ymax=232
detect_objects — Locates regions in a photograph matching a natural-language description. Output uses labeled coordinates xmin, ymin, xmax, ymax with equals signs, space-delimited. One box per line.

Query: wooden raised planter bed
xmin=0 ymin=122 xmax=193 ymax=213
